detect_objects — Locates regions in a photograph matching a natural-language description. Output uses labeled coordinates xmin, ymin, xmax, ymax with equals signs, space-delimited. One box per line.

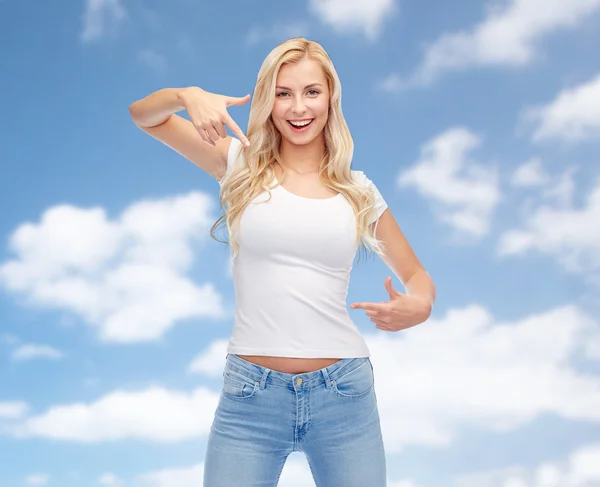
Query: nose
xmin=291 ymin=97 xmax=307 ymax=115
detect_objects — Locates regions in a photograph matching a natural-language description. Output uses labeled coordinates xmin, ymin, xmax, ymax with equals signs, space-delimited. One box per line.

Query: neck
xmin=279 ymin=133 xmax=326 ymax=175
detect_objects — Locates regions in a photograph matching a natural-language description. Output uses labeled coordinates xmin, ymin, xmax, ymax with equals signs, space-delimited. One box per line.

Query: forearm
xmin=128 ymin=87 xmax=188 ymax=128
xmin=404 ymin=269 xmax=436 ymax=312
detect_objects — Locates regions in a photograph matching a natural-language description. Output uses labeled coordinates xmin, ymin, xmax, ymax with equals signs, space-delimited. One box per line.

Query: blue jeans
xmin=203 ymin=353 xmax=387 ymax=486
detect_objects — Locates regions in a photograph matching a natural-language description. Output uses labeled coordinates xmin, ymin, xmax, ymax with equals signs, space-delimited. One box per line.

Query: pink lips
xmin=287 ymin=119 xmax=314 ymax=131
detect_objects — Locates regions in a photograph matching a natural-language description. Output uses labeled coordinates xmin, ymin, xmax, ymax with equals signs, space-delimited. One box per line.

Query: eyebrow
xmin=275 ymin=83 xmax=324 ymax=90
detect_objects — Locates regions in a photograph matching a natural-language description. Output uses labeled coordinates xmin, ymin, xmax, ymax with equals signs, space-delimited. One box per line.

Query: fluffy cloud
xmin=0 ymin=401 xmax=29 ymax=419
xmin=456 ymin=443 xmax=600 ymax=487
xmin=10 ymin=386 xmax=219 ymax=443
xmin=510 ymin=158 xmax=551 ymax=188
xmin=0 ymin=192 xmax=229 ymax=343
xmin=8 ymin=302 xmax=599 ymax=452
xmin=368 ymin=303 xmax=600 ymax=451
xmin=522 ymin=72 xmax=600 ymax=143
xmin=498 ymin=178 xmax=600 ymax=273
xmin=187 ymin=338 xmax=229 ymax=377
xmin=3 ymin=294 xmax=600 ymax=487
xmin=25 ymin=299 xmax=597 ymax=486
xmin=397 ymin=127 xmax=500 ymax=238
xmin=308 ymin=0 xmax=397 ymax=40
xmin=380 ymin=0 xmax=600 ymax=90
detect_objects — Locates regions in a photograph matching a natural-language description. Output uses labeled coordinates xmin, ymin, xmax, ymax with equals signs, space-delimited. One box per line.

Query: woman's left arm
xmin=350 ymin=208 xmax=437 ymax=331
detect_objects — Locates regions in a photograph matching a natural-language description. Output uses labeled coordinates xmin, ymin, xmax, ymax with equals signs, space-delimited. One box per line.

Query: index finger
xmin=223 ymin=113 xmax=250 ymax=146
xmin=350 ymin=302 xmax=385 ymax=311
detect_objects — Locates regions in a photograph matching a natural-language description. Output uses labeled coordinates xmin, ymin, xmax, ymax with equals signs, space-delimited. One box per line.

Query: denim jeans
xmin=203 ymin=353 xmax=387 ymax=486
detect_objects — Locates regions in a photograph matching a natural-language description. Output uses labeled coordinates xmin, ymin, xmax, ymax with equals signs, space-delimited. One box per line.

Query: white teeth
xmin=289 ymin=119 xmax=313 ymax=127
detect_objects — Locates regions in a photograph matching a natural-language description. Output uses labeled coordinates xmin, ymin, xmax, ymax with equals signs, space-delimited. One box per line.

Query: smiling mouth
xmin=287 ymin=119 xmax=314 ymax=130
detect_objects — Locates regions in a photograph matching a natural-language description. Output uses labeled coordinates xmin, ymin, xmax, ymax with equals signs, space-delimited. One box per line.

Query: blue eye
xmin=277 ymin=92 xmax=289 ymax=97
xmin=308 ymin=90 xmax=319 ymax=95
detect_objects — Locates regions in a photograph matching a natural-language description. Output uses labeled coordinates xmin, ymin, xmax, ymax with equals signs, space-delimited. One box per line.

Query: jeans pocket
xmin=331 ymin=358 xmax=374 ymax=398
xmin=222 ymin=368 xmax=259 ymax=400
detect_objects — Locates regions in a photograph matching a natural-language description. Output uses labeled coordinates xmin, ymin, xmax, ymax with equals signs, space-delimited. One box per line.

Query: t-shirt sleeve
xmin=354 ymin=170 xmax=388 ymax=224
xmin=218 ymin=137 xmax=243 ymax=186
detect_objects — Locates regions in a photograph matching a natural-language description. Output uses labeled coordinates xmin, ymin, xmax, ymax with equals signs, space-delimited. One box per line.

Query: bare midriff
xmin=236 ymin=355 xmax=342 ymax=374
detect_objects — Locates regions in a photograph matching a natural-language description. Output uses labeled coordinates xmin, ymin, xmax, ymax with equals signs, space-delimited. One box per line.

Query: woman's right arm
xmin=128 ymin=87 xmax=250 ymax=182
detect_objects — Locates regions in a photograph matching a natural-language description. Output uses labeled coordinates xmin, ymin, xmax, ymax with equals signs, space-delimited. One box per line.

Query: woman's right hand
xmin=179 ymin=86 xmax=251 ymax=147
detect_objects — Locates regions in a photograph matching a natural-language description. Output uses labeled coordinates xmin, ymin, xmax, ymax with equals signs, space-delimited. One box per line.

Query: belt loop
xmin=321 ymin=366 xmax=332 ymax=389
xmin=259 ymin=368 xmax=269 ymax=389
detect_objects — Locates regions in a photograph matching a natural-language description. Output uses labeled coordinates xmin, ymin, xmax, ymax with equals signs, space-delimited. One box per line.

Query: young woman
xmin=129 ymin=37 xmax=436 ymax=487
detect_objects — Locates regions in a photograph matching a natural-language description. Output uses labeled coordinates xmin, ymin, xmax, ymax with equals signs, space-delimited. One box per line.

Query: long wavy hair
xmin=210 ymin=37 xmax=386 ymax=264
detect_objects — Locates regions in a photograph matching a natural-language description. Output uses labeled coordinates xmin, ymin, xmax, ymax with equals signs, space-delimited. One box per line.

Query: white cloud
xmin=510 ymin=157 xmax=551 ymax=188
xmin=380 ymin=0 xmax=600 ymax=90
xmin=25 ymin=474 xmax=49 ymax=486
xmin=187 ymin=338 xmax=228 ymax=377
xmin=398 ymin=127 xmax=501 ymax=238
xmin=522 ymin=72 xmax=600 ymax=143
xmin=9 ymin=302 xmax=600 ymax=453
xmin=538 ymin=166 xmax=579 ymax=208
xmin=308 ymin=0 xmax=397 ymax=40
xmin=456 ymin=443 xmax=600 ymax=487
xmin=11 ymin=386 xmax=219 ymax=443
xmin=510 ymin=162 xmax=579 ymax=213
xmin=11 ymin=343 xmax=63 ymax=362
xmin=81 ymin=0 xmax=127 ymax=43
xmin=497 ymin=178 xmax=600 ymax=273
xmin=0 ymin=401 xmax=29 ymax=419
xmin=0 ymin=192 xmax=229 ymax=343
xmin=98 ymin=473 xmax=122 ymax=486
xmin=367 ymin=303 xmax=600 ymax=452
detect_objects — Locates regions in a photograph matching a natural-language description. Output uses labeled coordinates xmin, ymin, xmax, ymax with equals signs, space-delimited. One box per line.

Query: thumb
xmin=225 ymin=94 xmax=251 ymax=107
xmin=384 ymin=276 xmax=401 ymax=298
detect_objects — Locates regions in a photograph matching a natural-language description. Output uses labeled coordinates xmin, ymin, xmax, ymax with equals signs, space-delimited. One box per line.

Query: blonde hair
xmin=211 ymin=37 xmax=386 ymax=264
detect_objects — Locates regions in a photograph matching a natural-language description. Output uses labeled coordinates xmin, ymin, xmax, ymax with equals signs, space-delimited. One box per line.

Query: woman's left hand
xmin=350 ymin=276 xmax=432 ymax=332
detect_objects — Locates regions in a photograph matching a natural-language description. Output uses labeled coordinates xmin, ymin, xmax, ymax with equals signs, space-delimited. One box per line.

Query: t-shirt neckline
xmin=272 ymin=173 xmax=343 ymax=201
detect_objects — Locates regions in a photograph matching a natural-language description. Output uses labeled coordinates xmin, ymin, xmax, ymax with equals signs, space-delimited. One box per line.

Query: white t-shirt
xmin=218 ymin=137 xmax=388 ymax=358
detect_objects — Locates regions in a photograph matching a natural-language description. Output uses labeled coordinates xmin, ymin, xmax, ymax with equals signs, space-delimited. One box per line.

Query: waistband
xmin=225 ymin=353 xmax=370 ymax=390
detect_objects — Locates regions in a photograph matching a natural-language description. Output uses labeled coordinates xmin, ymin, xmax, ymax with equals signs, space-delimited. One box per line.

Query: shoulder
xmin=350 ymin=169 xmax=374 ymax=188
xmin=350 ymin=169 xmax=367 ymax=183
xmin=350 ymin=169 xmax=386 ymax=201
xmin=228 ymin=137 xmax=244 ymax=163
xmin=219 ymin=138 xmax=245 ymax=186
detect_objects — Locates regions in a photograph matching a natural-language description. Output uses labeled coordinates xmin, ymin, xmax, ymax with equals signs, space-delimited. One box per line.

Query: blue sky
xmin=1 ymin=0 xmax=600 ymax=486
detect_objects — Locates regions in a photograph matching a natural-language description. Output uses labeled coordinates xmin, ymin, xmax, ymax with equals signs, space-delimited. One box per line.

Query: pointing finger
xmin=225 ymin=94 xmax=251 ymax=107
xmin=350 ymin=302 xmax=385 ymax=311
xmin=223 ymin=113 xmax=250 ymax=147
